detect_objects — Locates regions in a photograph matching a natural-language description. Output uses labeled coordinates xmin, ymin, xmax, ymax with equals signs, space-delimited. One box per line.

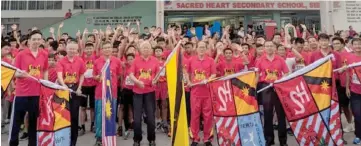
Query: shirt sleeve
xmin=210 ymin=58 xmax=217 ymax=75
xmin=79 ymin=60 xmax=86 ymax=75
xmin=92 ymin=61 xmax=99 ymax=77
xmin=43 ymin=53 xmax=49 ymax=71
xmin=281 ymin=59 xmax=290 ymax=74
xmin=129 ymin=60 xmax=136 ymax=75
xmin=55 ymin=61 xmax=63 ymax=73
xmin=14 ymin=53 xmax=22 ymax=69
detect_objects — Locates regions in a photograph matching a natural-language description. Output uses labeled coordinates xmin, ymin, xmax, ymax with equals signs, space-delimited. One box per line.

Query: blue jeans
xmin=350 ymin=92 xmax=361 ymax=138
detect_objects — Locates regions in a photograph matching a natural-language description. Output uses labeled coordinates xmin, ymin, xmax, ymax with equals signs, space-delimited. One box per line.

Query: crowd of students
xmin=1 ymin=21 xmax=361 ymax=146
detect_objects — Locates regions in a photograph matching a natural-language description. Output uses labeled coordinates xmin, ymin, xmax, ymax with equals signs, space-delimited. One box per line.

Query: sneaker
xmin=287 ymin=128 xmax=293 ymax=136
xmin=91 ymin=126 xmax=95 ymax=133
xmin=353 ymin=137 xmax=361 ymax=144
xmin=205 ymin=141 xmax=212 ymax=146
xmin=117 ymin=126 xmax=123 ymax=137
xmin=343 ymin=123 xmax=355 ymax=133
xmin=124 ymin=130 xmax=130 ymax=140
xmin=191 ymin=142 xmax=198 ymax=146
xmin=79 ymin=128 xmax=85 ymax=136
xmin=162 ymin=124 xmax=169 ymax=133
xmin=133 ymin=141 xmax=141 ymax=146
xmin=156 ymin=122 xmax=162 ymax=130
xmin=20 ymin=132 xmax=28 ymax=141
xmin=273 ymin=124 xmax=278 ymax=130
xmin=94 ymin=139 xmax=102 ymax=146
xmin=149 ymin=141 xmax=156 ymax=146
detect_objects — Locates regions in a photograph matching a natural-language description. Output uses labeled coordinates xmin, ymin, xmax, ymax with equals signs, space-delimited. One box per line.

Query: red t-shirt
xmin=15 ymin=48 xmax=49 ymax=96
xmin=256 ymin=55 xmax=289 ymax=83
xmin=216 ymin=60 xmax=244 ymax=77
xmin=187 ymin=56 xmax=216 ymax=97
xmin=130 ymin=56 xmax=160 ymax=94
xmin=93 ymin=56 xmax=122 ymax=99
xmin=122 ymin=63 xmax=134 ymax=90
xmin=130 ymin=56 xmax=159 ymax=94
xmin=286 ymin=51 xmax=311 ymax=71
xmin=183 ymin=57 xmax=191 ymax=92
xmin=347 ymin=54 xmax=361 ymax=94
xmin=48 ymin=67 xmax=57 ymax=83
xmin=338 ymin=50 xmax=353 ymax=87
xmin=82 ymin=54 xmax=99 ymax=87
xmin=56 ymin=56 xmax=86 ymax=84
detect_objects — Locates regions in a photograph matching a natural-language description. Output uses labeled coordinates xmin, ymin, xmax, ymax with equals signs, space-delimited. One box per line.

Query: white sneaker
xmin=343 ymin=123 xmax=355 ymax=133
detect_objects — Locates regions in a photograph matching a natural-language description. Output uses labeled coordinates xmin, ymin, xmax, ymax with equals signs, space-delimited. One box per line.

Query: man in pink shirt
xmin=92 ymin=41 xmax=122 ymax=145
xmin=186 ymin=41 xmax=216 ymax=146
xmin=10 ymin=30 xmax=49 ymax=146
xmin=129 ymin=41 xmax=159 ymax=146
xmin=56 ymin=40 xmax=86 ymax=146
xmin=345 ymin=38 xmax=361 ymax=144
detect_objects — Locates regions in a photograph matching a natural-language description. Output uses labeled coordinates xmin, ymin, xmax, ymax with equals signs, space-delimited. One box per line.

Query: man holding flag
xmin=345 ymin=38 xmax=361 ymax=144
xmin=92 ymin=41 xmax=122 ymax=146
xmin=9 ymin=30 xmax=49 ymax=146
xmin=128 ymin=41 xmax=159 ymax=146
xmin=186 ymin=41 xmax=216 ymax=146
xmin=56 ymin=40 xmax=86 ymax=146
xmin=256 ymin=41 xmax=289 ymax=146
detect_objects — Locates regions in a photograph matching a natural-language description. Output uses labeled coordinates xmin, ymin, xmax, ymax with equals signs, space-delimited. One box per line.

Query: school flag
xmin=1 ymin=62 xmax=16 ymax=97
xmin=37 ymin=80 xmax=71 ymax=146
xmin=349 ymin=61 xmax=361 ymax=85
xmin=273 ymin=55 xmax=343 ymax=146
xmin=210 ymin=71 xmax=265 ymax=146
xmin=166 ymin=46 xmax=189 ymax=146
xmin=102 ymin=60 xmax=117 ymax=146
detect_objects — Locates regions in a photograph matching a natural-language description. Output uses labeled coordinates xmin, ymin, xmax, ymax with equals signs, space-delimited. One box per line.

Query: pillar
xmin=272 ymin=11 xmax=281 ymax=30
xmin=156 ymin=1 xmax=164 ymax=29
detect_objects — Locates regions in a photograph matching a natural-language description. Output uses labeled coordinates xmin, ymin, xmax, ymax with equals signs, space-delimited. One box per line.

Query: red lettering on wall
xmin=176 ymin=2 xmax=204 ymax=9
xmin=277 ymin=2 xmax=306 ymax=8
xmin=309 ymin=2 xmax=320 ymax=8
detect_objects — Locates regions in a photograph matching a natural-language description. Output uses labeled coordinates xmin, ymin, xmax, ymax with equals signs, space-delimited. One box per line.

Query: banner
xmin=102 ymin=61 xmax=117 ymax=146
xmin=210 ymin=71 xmax=265 ymax=146
xmin=37 ymin=80 xmax=71 ymax=146
xmin=273 ymin=55 xmax=343 ymax=146
xmin=166 ymin=46 xmax=189 ymax=146
xmin=1 ymin=62 xmax=16 ymax=97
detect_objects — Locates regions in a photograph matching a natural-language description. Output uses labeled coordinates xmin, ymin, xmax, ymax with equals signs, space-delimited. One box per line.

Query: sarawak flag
xmin=1 ymin=62 xmax=16 ymax=97
xmin=37 ymin=80 xmax=71 ymax=146
xmin=210 ymin=71 xmax=265 ymax=146
xmin=102 ymin=60 xmax=117 ymax=146
xmin=273 ymin=55 xmax=343 ymax=146
xmin=350 ymin=61 xmax=361 ymax=83
xmin=166 ymin=46 xmax=189 ymax=146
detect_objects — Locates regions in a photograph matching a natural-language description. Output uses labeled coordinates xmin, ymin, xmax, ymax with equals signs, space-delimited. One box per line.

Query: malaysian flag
xmin=101 ymin=60 xmax=117 ymax=146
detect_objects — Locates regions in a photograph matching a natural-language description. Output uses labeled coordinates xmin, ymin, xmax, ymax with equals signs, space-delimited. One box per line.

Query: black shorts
xmin=80 ymin=86 xmax=96 ymax=108
xmin=120 ymin=88 xmax=134 ymax=106
xmin=336 ymin=80 xmax=349 ymax=107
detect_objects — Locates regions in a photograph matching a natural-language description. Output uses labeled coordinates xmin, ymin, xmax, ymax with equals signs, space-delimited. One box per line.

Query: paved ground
xmin=1 ymin=114 xmax=357 ymax=146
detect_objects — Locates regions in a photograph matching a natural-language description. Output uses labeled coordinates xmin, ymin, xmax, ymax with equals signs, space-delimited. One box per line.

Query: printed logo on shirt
xmin=86 ymin=60 xmax=93 ymax=69
xmin=224 ymin=68 xmax=235 ymax=76
xmin=64 ymin=72 xmax=77 ymax=83
xmin=265 ymin=69 xmax=279 ymax=81
xmin=28 ymin=65 xmax=41 ymax=77
xmin=194 ymin=70 xmax=206 ymax=81
xmin=139 ymin=69 xmax=152 ymax=80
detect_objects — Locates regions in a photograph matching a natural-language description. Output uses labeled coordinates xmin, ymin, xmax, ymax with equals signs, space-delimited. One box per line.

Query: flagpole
xmin=153 ymin=41 xmax=182 ymax=83
xmin=1 ymin=62 xmax=87 ymax=97
xmin=333 ymin=61 xmax=361 ymax=72
xmin=256 ymin=83 xmax=273 ymax=93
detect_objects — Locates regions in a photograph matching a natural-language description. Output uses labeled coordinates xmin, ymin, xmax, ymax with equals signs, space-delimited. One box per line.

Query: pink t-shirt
xmin=15 ymin=48 xmax=48 ymax=96
xmin=130 ymin=56 xmax=160 ymax=94
xmin=347 ymin=54 xmax=361 ymax=94
xmin=187 ymin=56 xmax=216 ymax=97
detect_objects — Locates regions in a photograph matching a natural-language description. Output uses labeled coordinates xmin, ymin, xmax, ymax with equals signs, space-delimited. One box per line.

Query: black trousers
xmin=122 ymin=88 xmax=134 ymax=130
xmin=9 ymin=96 xmax=39 ymax=146
xmin=259 ymin=83 xmax=287 ymax=144
xmin=69 ymin=85 xmax=81 ymax=146
xmin=133 ymin=92 xmax=156 ymax=142
xmin=185 ymin=91 xmax=191 ymax=127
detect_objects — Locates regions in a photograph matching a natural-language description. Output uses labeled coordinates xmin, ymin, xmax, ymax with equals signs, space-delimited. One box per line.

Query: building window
xmin=1 ymin=1 xmax=10 ymax=10
xmin=74 ymin=1 xmax=132 ymax=9
xmin=1 ymin=18 xmax=20 ymax=34
xmin=28 ymin=0 xmax=62 ymax=10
